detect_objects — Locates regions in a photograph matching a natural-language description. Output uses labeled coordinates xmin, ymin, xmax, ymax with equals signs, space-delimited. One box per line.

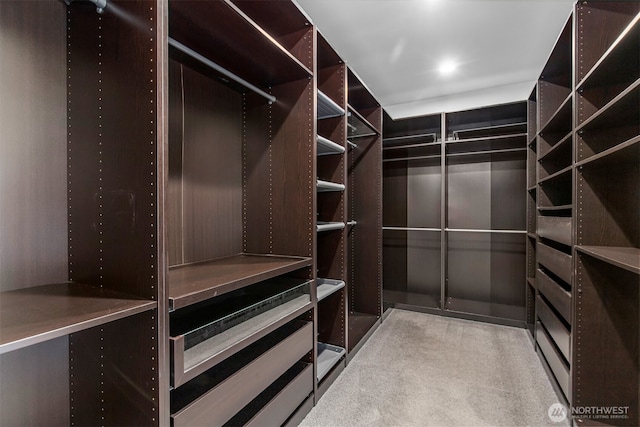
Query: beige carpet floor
xmin=300 ymin=309 xmax=569 ymax=427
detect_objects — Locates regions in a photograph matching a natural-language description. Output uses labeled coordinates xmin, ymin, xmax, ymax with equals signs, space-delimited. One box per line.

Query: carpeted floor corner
xmin=300 ymin=309 xmax=569 ymax=427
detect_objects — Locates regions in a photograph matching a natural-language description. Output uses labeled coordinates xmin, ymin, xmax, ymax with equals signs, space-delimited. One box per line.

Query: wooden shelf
xmin=383 ymin=141 xmax=440 ymax=151
xmin=539 ymin=132 xmax=572 ymax=164
xmin=577 ymin=135 xmax=640 ymax=168
xmin=447 ymin=131 xmax=527 ymax=145
xmin=0 ymin=283 xmax=156 ymax=355
xmin=169 ymin=0 xmax=312 ymax=88
xmin=577 ymin=78 xmax=640 ymax=133
xmin=576 ymin=246 xmax=640 ymax=275
xmin=451 ymin=122 xmax=527 ymax=140
xmin=168 ymin=254 xmax=312 ymax=311
xmin=538 ymin=204 xmax=572 ymax=212
xmin=539 ymin=93 xmax=572 ymax=136
xmin=446 ymin=297 xmax=525 ymax=322
xmin=538 ymin=165 xmax=572 ymax=186
xmin=383 ymin=132 xmax=438 ymax=145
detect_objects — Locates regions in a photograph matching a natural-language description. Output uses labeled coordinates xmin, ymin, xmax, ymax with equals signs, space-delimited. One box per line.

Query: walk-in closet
xmin=0 ymin=0 xmax=637 ymax=425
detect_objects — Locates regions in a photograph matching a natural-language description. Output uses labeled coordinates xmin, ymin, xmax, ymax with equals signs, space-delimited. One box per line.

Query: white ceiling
xmin=295 ymin=0 xmax=575 ymax=118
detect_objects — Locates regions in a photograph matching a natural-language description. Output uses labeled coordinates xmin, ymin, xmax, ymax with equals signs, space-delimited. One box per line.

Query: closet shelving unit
xmin=382 ymin=112 xmax=443 ymax=312
xmin=0 ymin=0 xmax=163 ymax=425
xmin=347 ymin=69 xmax=383 ymax=357
xmin=444 ymin=104 xmax=527 ymax=325
xmin=526 ymin=87 xmax=538 ymax=341
xmin=315 ymin=32 xmax=348 ymax=399
xmin=166 ymin=1 xmax=317 ymax=425
xmin=535 ymin=14 xmax=574 ymax=404
xmin=382 ymin=104 xmax=527 ymax=326
xmin=571 ymin=3 xmax=640 ymax=425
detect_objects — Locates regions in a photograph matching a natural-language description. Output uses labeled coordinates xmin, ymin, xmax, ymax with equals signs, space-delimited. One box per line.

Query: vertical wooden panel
xmin=70 ymin=312 xmax=159 ymax=426
xmin=168 ymin=60 xmax=184 ymax=266
xmin=0 ymin=2 xmax=69 ymax=425
xmin=0 ymin=0 xmax=68 ymax=292
xmin=181 ymin=64 xmax=243 ymax=263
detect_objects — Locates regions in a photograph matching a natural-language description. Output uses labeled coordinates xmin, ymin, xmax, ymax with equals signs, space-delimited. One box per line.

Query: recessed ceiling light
xmin=438 ymin=60 xmax=457 ymax=75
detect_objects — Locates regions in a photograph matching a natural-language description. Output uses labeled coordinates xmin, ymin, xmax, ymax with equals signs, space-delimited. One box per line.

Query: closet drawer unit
xmin=536 ymin=295 xmax=570 ymax=361
xmin=536 ymin=268 xmax=571 ymax=324
xmin=538 ymin=216 xmax=572 ymax=246
xmin=243 ymin=363 xmax=313 ymax=427
xmin=170 ymin=279 xmax=312 ymax=387
xmin=537 ymin=322 xmax=570 ymax=399
xmin=171 ymin=321 xmax=313 ymax=427
xmin=537 ymin=242 xmax=572 ymax=284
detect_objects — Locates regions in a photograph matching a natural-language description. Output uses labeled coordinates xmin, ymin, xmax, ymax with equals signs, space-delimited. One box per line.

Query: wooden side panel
xmin=168 ymin=60 xmax=184 ymax=266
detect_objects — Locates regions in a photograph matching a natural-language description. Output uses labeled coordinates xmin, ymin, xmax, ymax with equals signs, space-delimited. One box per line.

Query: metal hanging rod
xmin=445 ymin=228 xmax=526 ymax=234
xmin=169 ymin=38 xmax=276 ymax=104
xmin=383 ymin=227 xmax=441 ymax=232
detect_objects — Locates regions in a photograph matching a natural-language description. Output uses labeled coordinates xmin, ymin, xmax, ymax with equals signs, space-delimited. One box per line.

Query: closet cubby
xmin=347 ymin=69 xmax=383 ymax=355
xmin=315 ymin=32 xmax=348 ymax=397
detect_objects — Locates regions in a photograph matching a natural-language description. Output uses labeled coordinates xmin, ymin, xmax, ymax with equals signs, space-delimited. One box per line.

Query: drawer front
xmin=537 ymin=322 xmax=570 ymax=399
xmin=537 ymin=268 xmax=571 ymax=324
xmin=538 ymin=215 xmax=572 ymax=246
xmin=537 ymin=242 xmax=572 ymax=284
xmin=537 ymin=295 xmax=570 ymax=361
xmin=245 ymin=363 xmax=313 ymax=427
xmin=172 ymin=321 xmax=313 ymax=427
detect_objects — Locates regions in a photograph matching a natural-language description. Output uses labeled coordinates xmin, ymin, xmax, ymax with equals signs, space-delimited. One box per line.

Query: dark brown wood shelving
xmin=446 ymin=297 xmax=525 ymax=322
xmin=576 ymin=246 xmax=640 ymax=274
xmin=0 ymin=283 xmax=156 ymax=355
xmin=169 ymin=0 xmax=312 ymax=88
xmin=168 ymin=254 xmax=312 ymax=310
xmin=348 ymin=105 xmax=379 ymax=138
xmin=538 ymin=165 xmax=572 ymax=185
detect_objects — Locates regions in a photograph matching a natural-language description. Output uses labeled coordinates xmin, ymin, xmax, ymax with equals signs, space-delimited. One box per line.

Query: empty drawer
xmin=537 ymin=295 xmax=570 ymax=361
xmin=537 ymin=242 xmax=572 ymax=284
xmin=537 ymin=322 xmax=570 ymax=399
xmin=171 ymin=320 xmax=313 ymax=427
xmin=537 ymin=268 xmax=571 ymax=324
xmin=538 ymin=215 xmax=572 ymax=246
xmin=170 ymin=278 xmax=311 ymax=387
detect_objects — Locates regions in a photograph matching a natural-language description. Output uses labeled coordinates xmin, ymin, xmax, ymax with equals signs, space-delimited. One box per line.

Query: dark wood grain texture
xmin=168 ymin=254 xmax=312 ymax=310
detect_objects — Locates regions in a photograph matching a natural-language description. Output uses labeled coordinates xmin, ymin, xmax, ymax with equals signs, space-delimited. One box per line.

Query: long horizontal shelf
xmin=538 ymin=165 xmax=572 ymax=185
xmin=446 ymin=132 xmax=527 ymax=145
xmin=451 ymin=122 xmax=527 ymax=140
xmin=317 ymin=179 xmax=345 ymax=192
xmin=318 ymin=90 xmax=345 ymax=119
xmin=446 ymin=297 xmax=525 ymax=322
xmin=383 ymin=154 xmax=440 ymax=163
xmin=0 ymin=283 xmax=156 ymax=355
xmin=446 ymin=147 xmax=526 ymax=158
xmin=527 ymin=277 xmax=536 ymax=289
xmin=316 ymin=278 xmax=345 ymax=302
xmin=383 ymin=133 xmax=438 ymax=145
xmin=576 ymin=135 xmax=640 ymax=168
xmin=168 ymin=254 xmax=312 ymax=311
xmin=383 ymin=141 xmax=440 ymax=151
xmin=347 ymin=106 xmax=379 ymax=138
xmin=169 ymin=0 xmax=312 ymax=88
xmin=539 ymin=93 xmax=572 ymax=136
xmin=317 ymin=221 xmax=345 ymax=232
xmin=317 ymin=343 xmax=346 ymax=382
xmin=576 ymin=246 xmax=640 ymax=274
xmin=317 ymin=135 xmax=345 ymax=156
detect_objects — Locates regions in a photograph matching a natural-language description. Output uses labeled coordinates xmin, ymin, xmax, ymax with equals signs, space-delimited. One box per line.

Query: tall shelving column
xmin=535 ymin=13 xmax=574 ymax=404
xmin=444 ymin=103 xmax=528 ymax=325
xmin=346 ymin=69 xmax=383 ymax=359
xmin=381 ymin=113 xmax=443 ymax=313
xmin=572 ymin=2 xmax=640 ymax=425
xmin=526 ymin=87 xmax=538 ymax=341
xmin=165 ymin=1 xmax=317 ymax=425
xmin=315 ymin=32 xmax=348 ymax=400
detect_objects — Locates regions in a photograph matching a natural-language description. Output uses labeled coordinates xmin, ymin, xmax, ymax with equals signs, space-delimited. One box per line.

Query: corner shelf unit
xmin=531 ymin=3 xmax=640 ymax=422
xmin=526 ymin=86 xmax=538 ymax=340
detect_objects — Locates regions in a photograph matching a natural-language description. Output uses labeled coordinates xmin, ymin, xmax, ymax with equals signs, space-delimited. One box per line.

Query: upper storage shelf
xmin=168 ymin=254 xmax=312 ymax=310
xmin=348 ymin=107 xmax=378 ymax=138
xmin=0 ymin=283 xmax=156 ymax=355
xmin=169 ymin=0 xmax=312 ymax=90
xmin=451 ymin=122 xmax=527 ymax=140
